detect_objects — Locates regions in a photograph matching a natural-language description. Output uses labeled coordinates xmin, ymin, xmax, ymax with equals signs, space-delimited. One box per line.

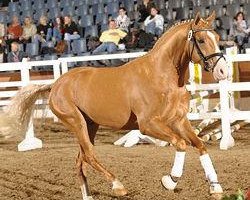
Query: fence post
xmin=53 ymin=61 xmax=61 ymax=79
xmin=18 ymin=65 xmax=42 ymax=151
xmin=61 ymin=61 xmax=68 ymax=74
xmin=226 ymin=47 xmax=238 ymax=110
xmin=219 ymin=79 xmax=235 ymax=150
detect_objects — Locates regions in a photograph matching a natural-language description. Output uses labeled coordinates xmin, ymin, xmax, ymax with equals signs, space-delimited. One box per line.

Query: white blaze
xmin=207 ymin=31 xmax=228 ymax=80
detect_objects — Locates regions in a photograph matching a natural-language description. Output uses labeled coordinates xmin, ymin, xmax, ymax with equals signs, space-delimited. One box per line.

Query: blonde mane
xmin=167 ymin=19 xmax=193 ymax=33
xmin=151 ymin=19 xmax=193 ymax=52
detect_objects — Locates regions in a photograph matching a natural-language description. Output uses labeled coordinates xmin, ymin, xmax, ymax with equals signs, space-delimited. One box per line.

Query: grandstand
xmin=0 ymin=0 xmax=249 ymax=63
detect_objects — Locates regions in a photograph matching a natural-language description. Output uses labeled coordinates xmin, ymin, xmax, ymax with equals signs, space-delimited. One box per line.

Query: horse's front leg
xmin=139 ymin=117 xmax=187 ymax=151
xmin=138 ymin=118 xmax=187 ymax=191
xmin=179 ymin=119 xmax=223 ymax=196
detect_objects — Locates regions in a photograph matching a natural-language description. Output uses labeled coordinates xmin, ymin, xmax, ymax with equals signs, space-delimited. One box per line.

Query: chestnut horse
xmin=1 ymin=12 xmax=228 ymax=199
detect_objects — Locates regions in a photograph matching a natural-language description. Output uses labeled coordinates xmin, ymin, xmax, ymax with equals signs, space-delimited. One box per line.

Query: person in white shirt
xmin=115 ymin=7 xmax=130 ymax=32
xmin=144 ymin=7 xmax=164 ymax=37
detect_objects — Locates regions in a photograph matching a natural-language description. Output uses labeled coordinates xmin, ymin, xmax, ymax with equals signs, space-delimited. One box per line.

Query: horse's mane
xmin=168 ymin=19 xmax=193 ymax=32
xmin=152 ymin=19 xmax=193 ymax=51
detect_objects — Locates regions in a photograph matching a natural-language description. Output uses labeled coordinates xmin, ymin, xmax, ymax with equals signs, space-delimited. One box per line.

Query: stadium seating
xmin=25 ymin=43 xmax=39 ymax=58
xmin=46 ymin=0 xmax=58 ymax=9
xmin=0 ymin=12 xmax=7 ymax=24
xmin=84 ymin=25 xmax=99 ymax=38
xmin=1 ymin=0 xmax=250 ymax=63
xmin=71 ymin=38 xmax=87 ymax=55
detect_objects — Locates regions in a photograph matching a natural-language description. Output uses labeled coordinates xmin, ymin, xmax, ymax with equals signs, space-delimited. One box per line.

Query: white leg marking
xmin=162 ymin=151 xmax=186 ymax=190
xmin=112 ymin=179 xmax=124 ymax=190
xmin=81 ymin=184 xmax=94 ymax=200
xmin=200 ymin=154 xmax=223 ymax=194
xmin=170 ymin=151 xmax=186 ymax=177
xmin=200 ymin=154 xmax=218 ymax=182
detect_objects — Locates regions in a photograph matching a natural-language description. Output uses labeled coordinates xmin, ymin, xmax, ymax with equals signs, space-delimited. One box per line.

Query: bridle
xmin=188 ymin=28 xmax=225 ymax=72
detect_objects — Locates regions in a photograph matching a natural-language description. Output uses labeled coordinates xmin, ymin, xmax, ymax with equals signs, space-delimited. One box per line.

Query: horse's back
xmin=50 ymin=66 xmax=133 ymax=129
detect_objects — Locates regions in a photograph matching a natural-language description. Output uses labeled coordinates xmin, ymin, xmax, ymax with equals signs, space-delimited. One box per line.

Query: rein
xmin=188 ymin=28 xmax=225 ymax=72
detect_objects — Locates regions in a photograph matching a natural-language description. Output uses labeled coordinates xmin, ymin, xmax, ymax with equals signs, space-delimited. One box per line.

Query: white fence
xmin=0 ymin=51 xmax=249 ymax=151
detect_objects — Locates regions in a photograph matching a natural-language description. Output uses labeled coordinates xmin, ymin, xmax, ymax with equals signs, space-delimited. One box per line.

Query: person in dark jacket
xmin=52 ymin=16 xmax=64 ymax=43
xmin=138 ymin=0 xmax=156 ymax=22
xmin=63 ymin=15 xmax=80 ymax=53
xmin=7 ymin=41 xmax=29 ymax=62
xmin=34 ymin=16 xmax=52 ymax=43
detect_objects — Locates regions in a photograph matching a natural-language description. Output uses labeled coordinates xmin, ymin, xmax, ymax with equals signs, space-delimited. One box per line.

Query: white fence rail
xmin=0 ymin=51 xmax=249 ymax=150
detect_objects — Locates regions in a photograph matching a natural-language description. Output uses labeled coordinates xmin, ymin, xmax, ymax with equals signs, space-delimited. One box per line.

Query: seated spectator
xmin=34 ymin=16 xmax=52 ymax=44
xmin=144 ymin=7 xmax=164 ymax=37
xmin=63 ymin=15 xmax=80 ymax=53
xmin=229 ymin=12 xmax=250 ymax=53
xmin=92 ymin=20 xmax=127 ymax=55
xmin=0 ymin=22 xmax=7 ymax=60
xmin=0 ymin=22 xmax=6 ymax=39
xmin=7 ymin=42 xmax=29 ymax=62
xmin=123 ymin=27 xmax=140 ymax=50
xmin=115 ymin=7 xmax=130 ymax=32
xmin=52 ymin=16 xmax=64 ymax=43
xmin=0 ymin=39 xmax=5 ymax=63
xmin=138 ymin=0 xmax=156 ymax=23
xmin=19 ymin=16 xmax=37 ymax=44
xmin=6 ymin=16 xmax=23 ymax=47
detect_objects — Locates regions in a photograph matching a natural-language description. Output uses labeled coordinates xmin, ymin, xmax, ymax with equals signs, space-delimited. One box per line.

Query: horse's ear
xmin=206 ymin=11 xmax=216 ymax=24
xmin=194 ymin=12 xmax=201 ymax=25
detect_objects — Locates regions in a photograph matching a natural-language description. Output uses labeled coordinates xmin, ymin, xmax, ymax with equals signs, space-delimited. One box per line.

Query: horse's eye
xmin=198 ymin=39 xmax=205 ymax=44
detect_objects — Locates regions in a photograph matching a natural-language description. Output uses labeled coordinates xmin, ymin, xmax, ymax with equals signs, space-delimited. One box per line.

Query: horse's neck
xmin=149 ymin=23 xmax=190 ymax=85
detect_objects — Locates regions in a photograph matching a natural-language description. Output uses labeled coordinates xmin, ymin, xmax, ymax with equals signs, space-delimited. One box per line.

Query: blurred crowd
xmin=0 ymin=0 xmax=249 ymax=66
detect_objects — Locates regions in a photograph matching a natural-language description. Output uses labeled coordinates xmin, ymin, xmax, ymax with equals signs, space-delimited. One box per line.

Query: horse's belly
xmin=78 ymin=94 xmax=131 ymax=129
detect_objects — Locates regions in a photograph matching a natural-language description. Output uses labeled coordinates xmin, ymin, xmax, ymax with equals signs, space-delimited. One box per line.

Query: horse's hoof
xmin=113 ymin=187 xmax=128 ymax=197
xmin=161 ymin=175 xmax=177 ymax=190
xmin=83 ymin=196 xmax=94 ymax=200
xmin=211 ymin=193 xmax=223 ymax=200
xmin=210 ymin=183 xmax=223 ymax=194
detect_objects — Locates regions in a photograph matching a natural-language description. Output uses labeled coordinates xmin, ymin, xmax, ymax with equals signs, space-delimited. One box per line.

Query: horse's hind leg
xmin=76 ymin=147 xmax=92 ymax=200
xmin=75 ymin=122 xmax=98 ymax=200
xmin=51 ymin=103 xmax=127 ymax=198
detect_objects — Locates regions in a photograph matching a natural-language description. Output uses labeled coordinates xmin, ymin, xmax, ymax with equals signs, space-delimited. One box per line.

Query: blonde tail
xmin=0 ymin=84 xmax=52 ymax=139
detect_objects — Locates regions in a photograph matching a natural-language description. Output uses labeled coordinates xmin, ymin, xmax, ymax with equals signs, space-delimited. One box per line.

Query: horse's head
xmin=188 ymin=11 xmax=228 ymax=81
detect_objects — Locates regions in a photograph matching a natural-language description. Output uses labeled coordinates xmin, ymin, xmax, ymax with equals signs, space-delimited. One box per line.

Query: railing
xmin=0 ymin=51 xmax=249 ymax=151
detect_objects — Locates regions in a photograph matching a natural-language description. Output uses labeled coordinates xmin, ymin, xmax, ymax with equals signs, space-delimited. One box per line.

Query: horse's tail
xmin=0 ymin=84 xmax=52 ymax=139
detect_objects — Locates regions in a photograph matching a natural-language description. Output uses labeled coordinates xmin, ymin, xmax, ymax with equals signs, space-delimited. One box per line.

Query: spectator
xmin=0 ymin=39 xmax=5 ymax=63
xmin=0 ymin=22 xmax=6 ymax=39
xmin=123 ymin=27 xmax=140 ymax=49
xmin=6 ymin=16 xmax=23 ymax=46
xmin=115 ymin=7 xmax=130 ymax=32
xmin=229 ymin=12 xmax=250 ymax=52
xmin=52 ymin=16 xmax=64 ymax=43
xmin=63 ymin=15 xmax=80 ymax=53
xmin=19 ymin=16 xmax=37 ymax=44
xmin=34 ymin=16 xmax=52 ymax=44
xmin=138 ymin=0 xmax=156 ymax=23
xmin=144 ymin=7 xmax=164 ymax=37
xmin=92 ymin=20 xmax=127 ymax=55
xmin=7 ymin=42 xmax=29 ymax=62
xmin=0 ymin=22 xmax=7 ymax=60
